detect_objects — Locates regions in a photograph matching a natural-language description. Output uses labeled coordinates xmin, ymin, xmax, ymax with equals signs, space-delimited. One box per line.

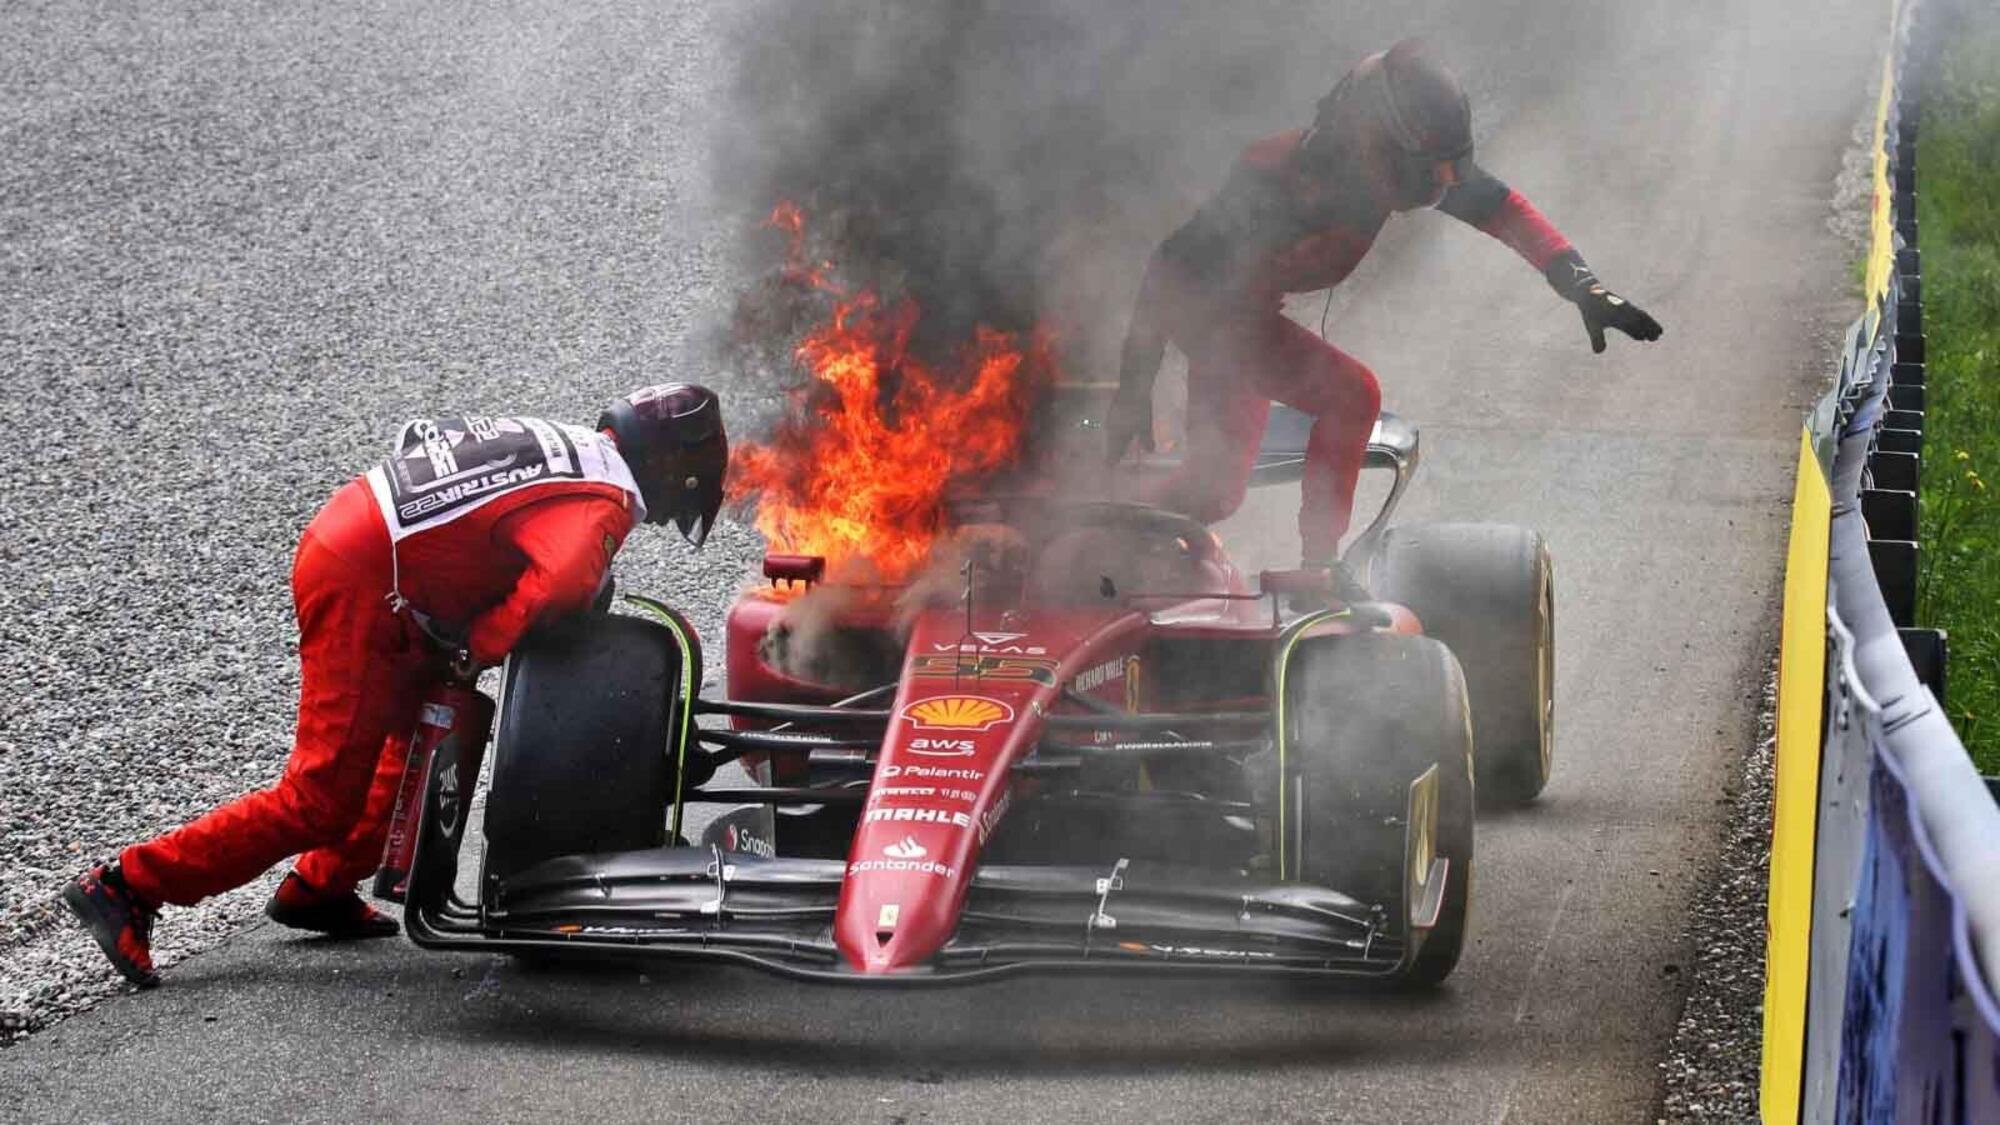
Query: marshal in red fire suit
xmin=117 ymin=475 xmax=636 ymax=907
xmin=1117 ymin=131 xmax=1574 ymax=563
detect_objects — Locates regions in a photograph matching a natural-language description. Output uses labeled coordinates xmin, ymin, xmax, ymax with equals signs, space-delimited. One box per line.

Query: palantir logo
xmin=884 ymin=836 xmax=927 ymax=860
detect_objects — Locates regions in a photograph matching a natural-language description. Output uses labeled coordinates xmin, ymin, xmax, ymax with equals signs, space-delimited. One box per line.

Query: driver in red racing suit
xmin=60 ymin=385 xmax=729 ymax=988
xmin=1106 ymin=39 xmax=1662 ymax=601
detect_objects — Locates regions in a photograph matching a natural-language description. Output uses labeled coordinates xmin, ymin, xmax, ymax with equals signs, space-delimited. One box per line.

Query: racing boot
xmin=61 ymin=861 xmax=162 ymax=988
xmin=265 ymin=871 xmax=399 ymax=939
xmin=1289 ymin=558 xmax=1374 ymax=615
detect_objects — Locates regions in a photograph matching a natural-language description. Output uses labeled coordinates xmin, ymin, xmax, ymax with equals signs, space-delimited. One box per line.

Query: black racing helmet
xmin=598 ymin=383 xmax=729 ymax=547
xmin=1314 ymin=38 xmax=1473 ymax=208
xmin=1369 ymin=39 xmax=1472 ymax=162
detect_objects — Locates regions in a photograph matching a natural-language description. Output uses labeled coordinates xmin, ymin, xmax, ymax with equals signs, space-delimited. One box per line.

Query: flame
xmin=728 ymin=204 xmax=1055 ymax=582
xmin=770 ymin=201 xmax=836 ymax=293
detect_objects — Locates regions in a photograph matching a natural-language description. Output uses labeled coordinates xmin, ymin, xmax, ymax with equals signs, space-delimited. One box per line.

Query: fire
xmin=728 ymin=204 xmax=1055 ymax=582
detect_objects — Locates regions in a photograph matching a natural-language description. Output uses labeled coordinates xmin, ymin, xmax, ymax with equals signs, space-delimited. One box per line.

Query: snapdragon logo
xmin=723 ymin=823 xmax=776 ymax=859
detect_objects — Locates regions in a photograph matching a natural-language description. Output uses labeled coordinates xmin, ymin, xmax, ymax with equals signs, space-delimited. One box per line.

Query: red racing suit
xmin=1128 ymin=129 xmax=1573 ymax=560
xmin=120 ymin=418 xmax=641 ymax=907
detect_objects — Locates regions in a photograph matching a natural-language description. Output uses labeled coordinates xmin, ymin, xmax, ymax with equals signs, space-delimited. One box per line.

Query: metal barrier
xmin=1762 ymin=0 xmax=2000 ymax=1119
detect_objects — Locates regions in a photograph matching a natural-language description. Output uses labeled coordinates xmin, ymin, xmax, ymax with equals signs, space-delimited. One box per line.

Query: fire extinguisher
xmin=373 ymin=652 xmax=495 ymax=903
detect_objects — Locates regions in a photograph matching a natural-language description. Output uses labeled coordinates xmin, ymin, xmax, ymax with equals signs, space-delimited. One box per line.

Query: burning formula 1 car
xmin=400 ymin=411 xmax=1553 ymax=986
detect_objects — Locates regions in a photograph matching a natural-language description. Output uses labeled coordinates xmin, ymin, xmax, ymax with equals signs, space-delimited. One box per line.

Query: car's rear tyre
xmin=481 ymin=612 xmax=694 ymax=883
xmin=1368 ymin=522 xmax=1554 ymax=805
xmin=1278 ymin=632 xmax=1474 ymax=986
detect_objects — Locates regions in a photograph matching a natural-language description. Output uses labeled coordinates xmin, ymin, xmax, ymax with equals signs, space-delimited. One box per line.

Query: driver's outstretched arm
xmin=1439 ymin=164 xmax=1664 ymax=352
xmin=1437 ymin=162 xmax=1573 ymax=270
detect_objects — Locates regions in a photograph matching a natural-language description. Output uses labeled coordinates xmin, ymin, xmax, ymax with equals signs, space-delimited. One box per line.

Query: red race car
xmin=401 ymin=411 xmax=1553 ymax=986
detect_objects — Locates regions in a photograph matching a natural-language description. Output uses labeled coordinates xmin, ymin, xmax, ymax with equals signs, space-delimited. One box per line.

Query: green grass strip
xmin=1916 ymin=7 xmax=2000 ymax=774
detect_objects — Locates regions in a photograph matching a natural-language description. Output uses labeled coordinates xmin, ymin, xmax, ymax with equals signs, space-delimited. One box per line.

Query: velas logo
xmin=933 ymin=640 xmax=1047 ymax=655
xmin=883 ymin=836 xmax=927 ymax=860
xmin=901 ymin=696 xmax=1013 ymax=731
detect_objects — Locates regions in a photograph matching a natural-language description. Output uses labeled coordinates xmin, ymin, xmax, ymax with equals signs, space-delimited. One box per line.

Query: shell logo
xmin=902 ymin=695 xmax=1014 ymax=731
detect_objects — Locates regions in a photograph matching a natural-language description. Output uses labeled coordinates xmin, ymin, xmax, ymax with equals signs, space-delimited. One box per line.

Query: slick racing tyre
xmin=482 ymin=612 xmax=694 ymax=882
xmin=1369 ymin=523 xmax=1554 ymax=804
xmin=1277 ymin=632 xmax=1475 ymax=986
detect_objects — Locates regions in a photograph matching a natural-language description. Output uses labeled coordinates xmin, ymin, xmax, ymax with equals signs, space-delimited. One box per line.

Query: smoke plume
xmin=704 ymin=0 xmax=1622 ymax=674
xmin=708 ymin=0 xmax=1373 ymax=389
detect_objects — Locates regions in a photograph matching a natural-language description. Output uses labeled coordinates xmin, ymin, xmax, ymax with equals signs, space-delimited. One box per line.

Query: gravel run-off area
xmin=0 ymin=0 xmax=761 ymax=1044
xmin=1656 ymin=666 xmax=1779 ymax=1123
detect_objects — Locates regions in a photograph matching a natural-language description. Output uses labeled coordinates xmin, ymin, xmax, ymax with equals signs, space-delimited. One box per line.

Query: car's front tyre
xmin=480 ymin=612 xmax=697 ymax=885
xmin=1274 ymin=631 xmax=1475 ymax=986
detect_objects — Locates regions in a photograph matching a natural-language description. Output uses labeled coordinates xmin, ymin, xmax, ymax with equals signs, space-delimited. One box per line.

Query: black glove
xmin=1104 ymin=383 xmax=1155 ymax=465
xmin=1544 ymin=249 xmax=1663 ymax=354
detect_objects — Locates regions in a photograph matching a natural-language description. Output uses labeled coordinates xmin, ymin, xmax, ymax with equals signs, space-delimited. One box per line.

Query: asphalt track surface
xmin=1 ymin=0 xmax=1883 ymax=1121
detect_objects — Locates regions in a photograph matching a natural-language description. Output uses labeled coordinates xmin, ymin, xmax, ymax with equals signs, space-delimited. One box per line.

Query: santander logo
xmin=883 ymin=836 xmax=927 ymax=860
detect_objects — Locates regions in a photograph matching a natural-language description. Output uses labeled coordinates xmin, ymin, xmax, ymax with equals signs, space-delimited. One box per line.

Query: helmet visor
xmin=659 ymin=438 xmax=728 ymax=549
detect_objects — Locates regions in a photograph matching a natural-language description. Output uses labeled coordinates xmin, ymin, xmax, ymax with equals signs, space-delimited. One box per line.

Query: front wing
xmin=405 ymin=845 xmax=1434 ymax=984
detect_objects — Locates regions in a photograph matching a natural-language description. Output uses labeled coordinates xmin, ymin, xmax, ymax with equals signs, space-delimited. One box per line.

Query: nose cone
xmin=835 ymin=825 xmax=974 ymax=973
